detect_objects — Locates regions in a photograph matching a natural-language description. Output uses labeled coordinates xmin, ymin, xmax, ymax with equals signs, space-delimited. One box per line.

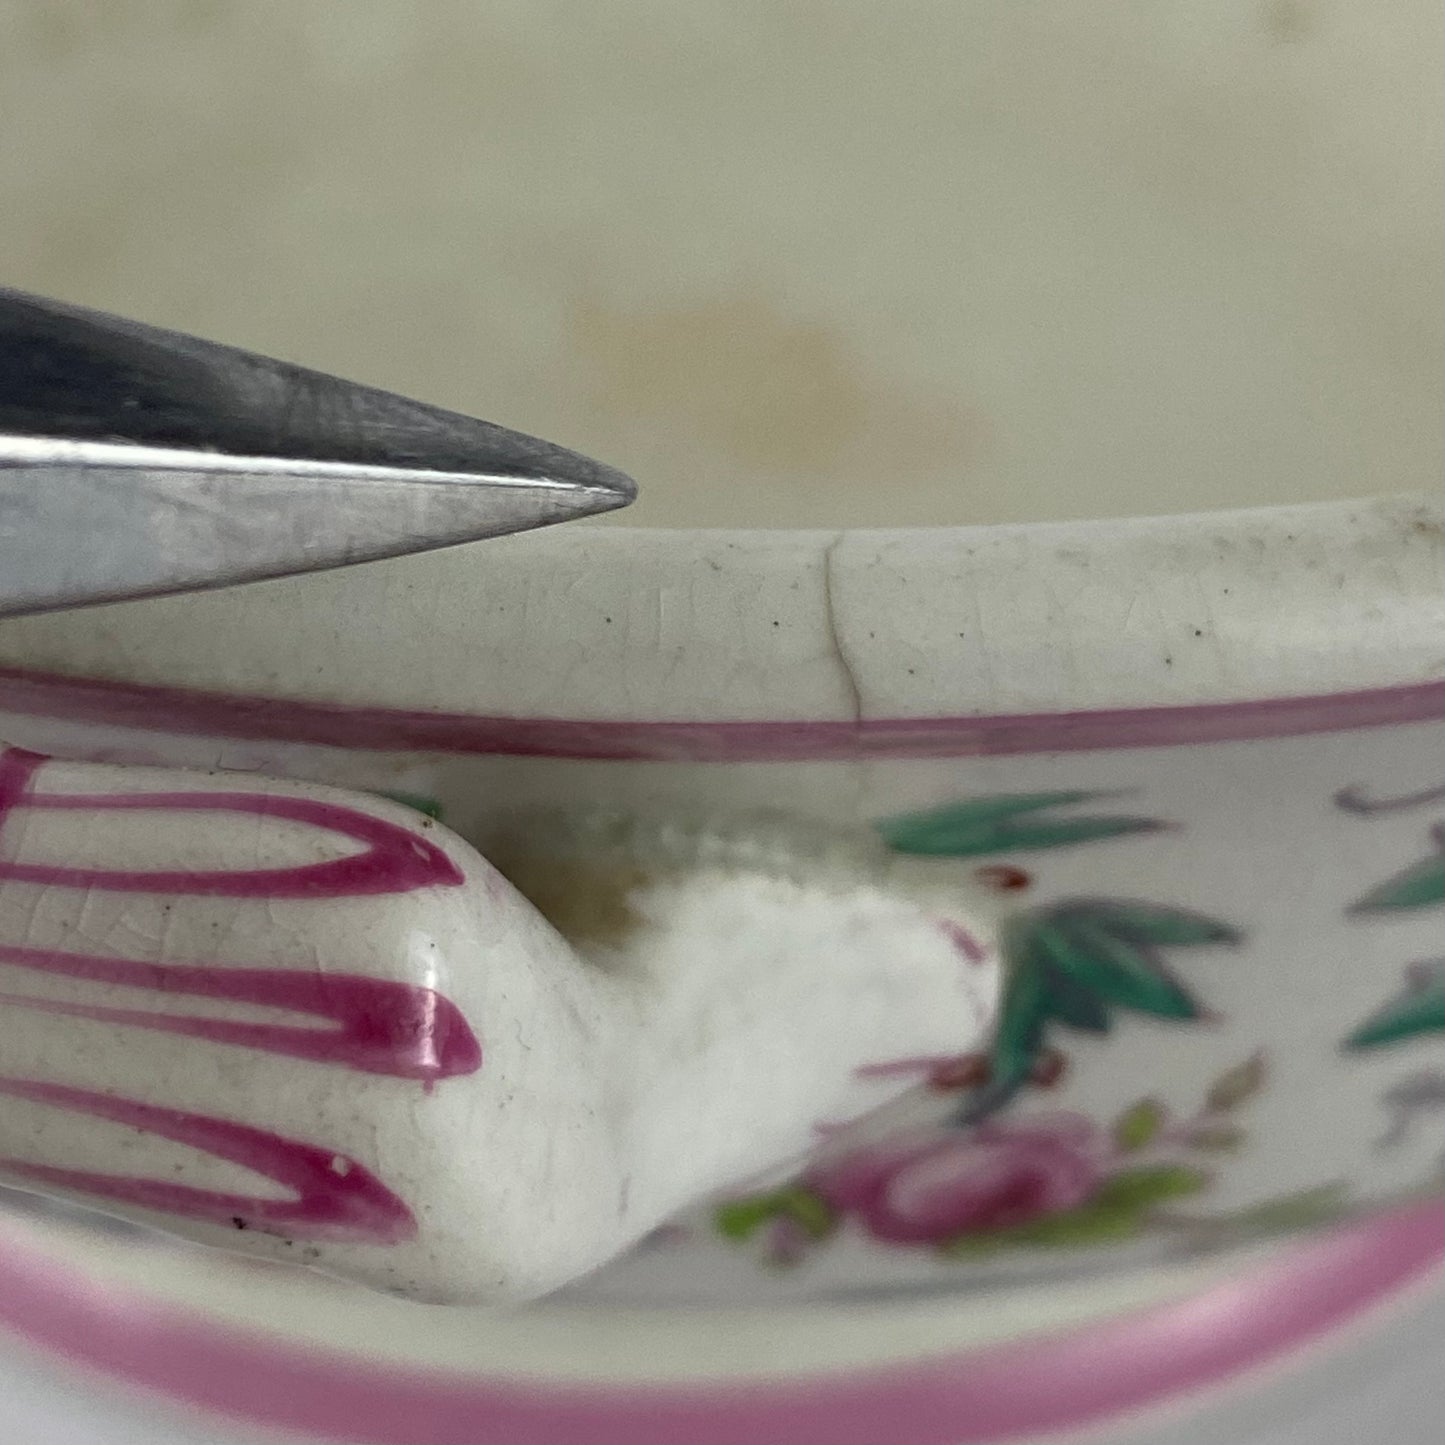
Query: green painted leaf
xmin=940 ymin=1200 xmax=1142 ymax=1257
xmin=1053 ymin=917 xmax=1201 ymax=1020
xmin=1352 ymin=852 xmax=1445 ymax=913
xmin=1345 ymin=985 xmax=1445 ymax=1049
xmin=990 ymin=929 xmax=1052 ymax=1087
xmin=984 ymin=897 xmax=1234 ymax=1110
xmin=376 ymin=790 xmax=445 ymax=821
xmin=713 ymin=1186 xmax=835 ymax=1242
xmin=1112 ymin=1098 xmax=1167 ymax=1151
xmin=714 ymin=1195 xmax=781 ymax=1241
xmin=778 ymin=1186 xmax=837 ymax=1241
xmin=877 ymin=794 xmax=1083 ymax=853
xmin=876 ymin=793 xmax=1161 ymax=857
xmin=1093 ymin=902 xmax=1242 ymax=947
xmin=938 ymin=1231 xmax=1011 ymax=1260
xmin=1009 ymin=1202 xmax=1144 ymax=1248
xmin=1038 ymin=962 xmax=1112 ymax=1033
xmin=1093 ymin=1165 xmax=1210 ymax=1210
xmin=1205 ymin=1052 xmax=1267 ymax=1111
xmin=985 ymin=816 xmax=1165 ymax=855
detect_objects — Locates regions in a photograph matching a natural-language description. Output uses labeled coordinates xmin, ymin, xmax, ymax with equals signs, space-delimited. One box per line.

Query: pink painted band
xmin=0 ymin=747 xmax=464 ymax=897
xmin=0 ymin=1200 xmax=1438 ymax=1444
xmin=0 ymin=668 xmax=1440 ymax=762
xmin=0 ymin=941 xmax=482 ymax=1083
xmin=0 ymin=1078 xmax=416 ymax=1245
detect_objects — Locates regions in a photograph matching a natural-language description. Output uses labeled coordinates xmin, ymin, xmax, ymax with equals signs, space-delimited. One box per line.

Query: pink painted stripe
xmin=0 ymin=1078 xmax=416 ymax=1245
xmin=0 ymin=668 xmax=1440 ymax=762
xmin=0 ymin=1201 xmax=1438 ymax=1444
xmin=0 ymin=942 xmax=482 ymax=1083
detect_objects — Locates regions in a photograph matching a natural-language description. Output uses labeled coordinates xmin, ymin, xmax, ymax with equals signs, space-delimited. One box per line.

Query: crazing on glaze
xmin=0 ymin=1078 xmax=418 ymax=1245
xmin=0 ymin=746 xmax=1001 ymax=1300
xmin=1 ymin=729 xmax=1443 ymax=1299
xmin=0 ymin=745 xmax=477 ymax=1250
xmin=0 ymin=747 xmax=463 ymax=896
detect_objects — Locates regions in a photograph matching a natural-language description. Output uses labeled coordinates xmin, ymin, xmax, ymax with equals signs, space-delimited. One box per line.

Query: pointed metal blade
xmin=0 ymin=289 xmax=636 ymax=617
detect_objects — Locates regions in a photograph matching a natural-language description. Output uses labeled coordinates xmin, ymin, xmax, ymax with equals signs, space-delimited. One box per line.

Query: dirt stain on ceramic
xmin=485 ymin=842 xmax=650 ymax=949
xmin=569 ymin=291 xmax=984 ymax=479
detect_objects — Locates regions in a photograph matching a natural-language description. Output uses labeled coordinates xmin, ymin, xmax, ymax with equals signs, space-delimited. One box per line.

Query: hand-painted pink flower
xmin=805 ymin=1114 xmax=1104 ymax=1244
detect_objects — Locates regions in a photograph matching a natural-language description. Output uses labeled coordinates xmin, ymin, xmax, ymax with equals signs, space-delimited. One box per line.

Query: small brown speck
xmin=1029 ymin=1048 xmax=1069 ymax=1088
xmin=926 ymin=1053 xmax=991 ymax=1091
xmin=976 ymin=863 xmax=1032 ymax=893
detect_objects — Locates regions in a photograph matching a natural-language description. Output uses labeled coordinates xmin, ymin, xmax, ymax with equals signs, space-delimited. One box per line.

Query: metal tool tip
xmin=0 ymin=289 xmax=641 ymax=615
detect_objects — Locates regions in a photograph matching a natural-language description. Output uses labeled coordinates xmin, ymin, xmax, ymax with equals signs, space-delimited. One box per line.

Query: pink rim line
xmin=0 ymin=668 xmax=1441 ymax=762
xmin=0 ymin=1200 xmax=1439 ymax=1445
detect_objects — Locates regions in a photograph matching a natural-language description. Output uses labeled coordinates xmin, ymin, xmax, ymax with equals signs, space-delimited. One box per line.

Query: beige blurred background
xmin=1 ymin=0 xmax=1440 ymax=528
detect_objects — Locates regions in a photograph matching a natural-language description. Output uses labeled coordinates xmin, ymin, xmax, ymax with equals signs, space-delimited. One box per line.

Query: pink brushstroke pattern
xmin=938 ymin=919 xmax=988 ymax=963
xmin=0 ymin=748 xmax=463 ymax=897
xmin=0 ymin=1076 xmax=416 ymax=1244
xmin=0 ymin=747 xmax=482 ymax=1243
xmin=0 ymin=943 xmax=481 ymax=1083
xmin=853 ymin=1054 xmax=966 ymax=1081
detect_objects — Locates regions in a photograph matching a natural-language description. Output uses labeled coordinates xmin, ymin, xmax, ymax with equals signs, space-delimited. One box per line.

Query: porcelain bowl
xmin=0 ymin=494 xmax=1442 ymax=1298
